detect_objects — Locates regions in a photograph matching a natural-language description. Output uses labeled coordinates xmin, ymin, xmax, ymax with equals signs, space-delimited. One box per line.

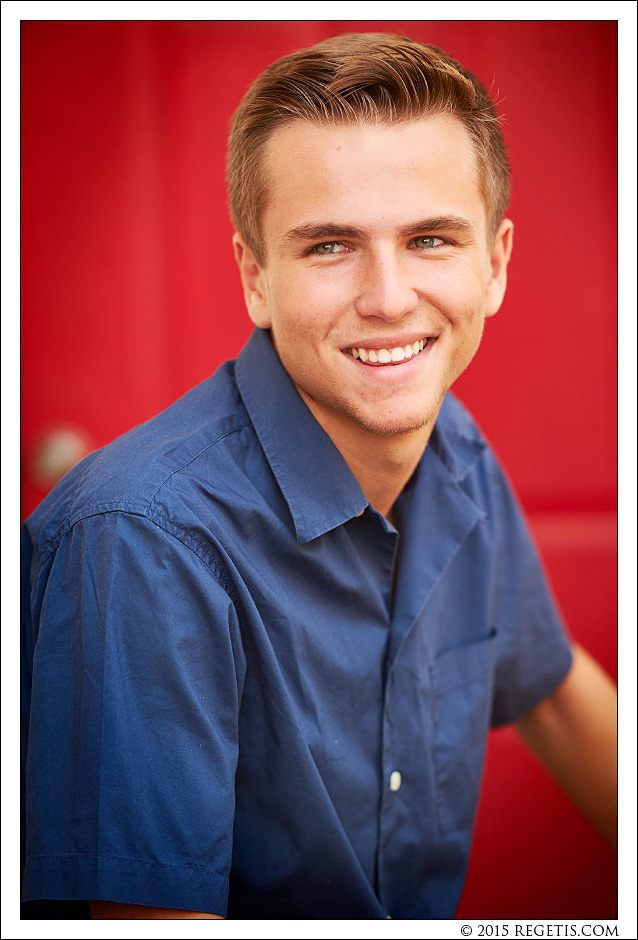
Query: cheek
xmin=270 ymin=271 xmax=351 ymax=335
xmin=425 ymin=266 xmax=487 ymax=325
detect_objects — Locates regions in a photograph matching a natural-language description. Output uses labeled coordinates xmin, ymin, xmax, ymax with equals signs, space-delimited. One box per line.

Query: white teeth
xmin=348 ymin=338 xmax=430 ymax=364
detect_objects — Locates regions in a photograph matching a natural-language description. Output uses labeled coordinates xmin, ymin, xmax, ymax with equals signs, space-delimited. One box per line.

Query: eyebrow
xmin=280 ymin=223 xmax=368 ymax=245
xmin=398 ymin=217 xmax=477 ymax=238
xmin=280 ymin=216 xmax=477 ymax=246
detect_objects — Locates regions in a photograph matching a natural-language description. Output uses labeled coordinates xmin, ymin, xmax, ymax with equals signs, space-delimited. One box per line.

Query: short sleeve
xmin=21 ymin=510 xmax=245 ymax=916
xmin=486 ymin=456 xmax=573 ymax=726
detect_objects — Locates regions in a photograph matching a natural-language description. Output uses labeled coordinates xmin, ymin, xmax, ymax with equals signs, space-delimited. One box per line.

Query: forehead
xmin=260 ymin=115 xmax=487 ymax=243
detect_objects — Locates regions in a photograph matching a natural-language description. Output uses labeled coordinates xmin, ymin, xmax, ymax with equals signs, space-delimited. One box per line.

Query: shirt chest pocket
xmin=429 ymin=629 xmax=497 ymax=834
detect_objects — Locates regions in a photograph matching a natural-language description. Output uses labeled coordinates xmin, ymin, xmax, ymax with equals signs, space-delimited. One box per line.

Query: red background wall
xmin=21 ymin=20 xmax=617 ymax=918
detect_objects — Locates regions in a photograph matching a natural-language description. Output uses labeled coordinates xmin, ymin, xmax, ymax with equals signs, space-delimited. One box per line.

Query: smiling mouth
xmin=345 ymin=338 xmax=434 ymax=365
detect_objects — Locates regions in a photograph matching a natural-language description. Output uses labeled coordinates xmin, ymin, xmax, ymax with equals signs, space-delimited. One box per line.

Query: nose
xmin=354 ymin=249 xmax=418 ymax=321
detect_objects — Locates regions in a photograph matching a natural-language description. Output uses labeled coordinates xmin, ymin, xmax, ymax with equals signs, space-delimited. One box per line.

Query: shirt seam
xmin=145 ymin=509 xmax=237 ymax=601
xmin=36 ymin=421 xmax=247 ymax=562
xmin=38 ymin=504 xmax=237 ymax=602
xmin=39 ymin=502 xmax=150 ymax=560
xmin=147 ymin=426 xmax=246 ymax=511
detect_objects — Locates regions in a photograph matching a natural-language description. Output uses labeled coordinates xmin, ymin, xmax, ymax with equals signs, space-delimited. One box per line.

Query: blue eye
xmin=313 ymin=242 xmax=341 ymax=255
xmin=412 ymin=236 xmax=444 ymax=249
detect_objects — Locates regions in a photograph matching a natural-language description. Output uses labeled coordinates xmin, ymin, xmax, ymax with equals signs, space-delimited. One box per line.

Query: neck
xmin=300 ymin=401 xmax=437 ymax=519
xmin=341 ymin=438 xmax=427 ymax=519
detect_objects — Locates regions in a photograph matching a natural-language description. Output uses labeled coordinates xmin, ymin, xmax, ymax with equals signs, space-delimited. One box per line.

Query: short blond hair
xmin=227 ymin=32 xmax=510 ymax=265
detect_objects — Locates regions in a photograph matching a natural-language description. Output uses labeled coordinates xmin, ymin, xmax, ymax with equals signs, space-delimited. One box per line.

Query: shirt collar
xmin=235 ymin=328 xmax=368 ymax=543
xmin=235 ymin=328 xmax=487 ymax=541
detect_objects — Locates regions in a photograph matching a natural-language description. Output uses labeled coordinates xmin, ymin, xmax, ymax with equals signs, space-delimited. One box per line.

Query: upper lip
xmin=342 ymin=333 xmax=436 ymax=350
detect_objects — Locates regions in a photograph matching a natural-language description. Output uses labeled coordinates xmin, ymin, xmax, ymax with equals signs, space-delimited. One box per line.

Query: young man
xmin=21 ymin=33 xmax=616 ymax=920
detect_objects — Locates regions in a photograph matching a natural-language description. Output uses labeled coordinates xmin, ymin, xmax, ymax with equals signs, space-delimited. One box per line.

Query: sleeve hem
xmin=22 ymin=853 xmax=229 ymax=917
xmin=490 ymin=642 xmax=574 ymax=727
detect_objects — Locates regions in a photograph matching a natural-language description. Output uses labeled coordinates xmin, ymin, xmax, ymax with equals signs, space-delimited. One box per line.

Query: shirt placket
xmin=375 ymin=447 xmax=487 ymax=917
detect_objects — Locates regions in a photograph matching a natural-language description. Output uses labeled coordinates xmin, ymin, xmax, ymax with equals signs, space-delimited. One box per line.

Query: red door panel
xmin=21 ymin=20 xmax=617 ymax=918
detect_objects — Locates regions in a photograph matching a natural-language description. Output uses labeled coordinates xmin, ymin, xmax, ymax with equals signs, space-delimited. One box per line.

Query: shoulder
xmin=433 ymin=393 xmax=525 ymax=529
xmin=433 ymin=393 xmax=497 ymax=486
xmin=436 ymin=391 xmax=487 ymax=442
xmin=434 ymin=400 xmax=572 ymax=722
xmin=23 ymin=360 xmax=252 ymax=562
xmin=432 ymin=393 xmax=492 ymax=470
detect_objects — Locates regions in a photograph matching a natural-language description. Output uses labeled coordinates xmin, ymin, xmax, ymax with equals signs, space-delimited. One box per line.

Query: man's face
xmin=235 ymin=115 xmax=512 ymax=443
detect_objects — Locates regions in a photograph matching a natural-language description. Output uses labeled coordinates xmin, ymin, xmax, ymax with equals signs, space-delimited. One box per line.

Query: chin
xmin=342 ymin=400 xmax=443 ymax=438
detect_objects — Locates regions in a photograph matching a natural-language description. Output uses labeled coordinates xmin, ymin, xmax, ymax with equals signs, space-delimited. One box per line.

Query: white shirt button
xmin=389 ymin=770 xmax=402 ymax=792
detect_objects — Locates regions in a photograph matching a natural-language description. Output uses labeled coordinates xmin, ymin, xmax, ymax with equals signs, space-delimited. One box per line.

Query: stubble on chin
xmin=314 ymin=383 xmax=447 ymax=439
xmin=342 ymin=401 xmax=443 ymax=438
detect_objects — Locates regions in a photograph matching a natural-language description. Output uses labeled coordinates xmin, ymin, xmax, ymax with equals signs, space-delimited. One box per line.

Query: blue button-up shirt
xmin=21 ymin=328 xmax=572 ymax=919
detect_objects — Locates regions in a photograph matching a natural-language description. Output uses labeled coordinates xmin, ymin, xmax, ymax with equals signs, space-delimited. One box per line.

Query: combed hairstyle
xmin=227 ymin=32 xmax=510 ymax=265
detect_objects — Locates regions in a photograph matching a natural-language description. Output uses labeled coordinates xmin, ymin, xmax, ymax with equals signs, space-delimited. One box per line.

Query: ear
xmin=233 ymin=234 xmax=272 ymax=329
xmin=484 ymin=218 xmax=514 ymax=318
